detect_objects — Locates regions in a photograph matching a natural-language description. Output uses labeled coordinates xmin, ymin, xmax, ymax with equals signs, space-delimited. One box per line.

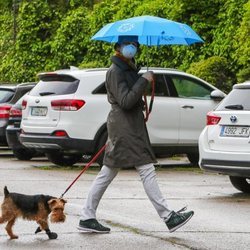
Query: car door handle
xmin=182 ymin=105 xmax=194 ymax=109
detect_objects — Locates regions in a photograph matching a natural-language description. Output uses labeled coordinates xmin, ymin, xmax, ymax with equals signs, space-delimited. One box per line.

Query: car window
xmin=9 ymin=86 xmax=35 ymax=104
xmin=93 ymin=74 xmax=170 ymax=97
xmin=29 ymin=75 xmax=79 ymax=96
xmin=144 ymin=74 xmax=169 ymax=97
xmin=170 ymin=75 xmax=212 ymax=99
xmin=0 ymin=89 xmax=15 ymax=103
xmin=93 ymin=82 xmax=107 ymax=94
xmin=216 ymin=89 xmax=250 ymax=111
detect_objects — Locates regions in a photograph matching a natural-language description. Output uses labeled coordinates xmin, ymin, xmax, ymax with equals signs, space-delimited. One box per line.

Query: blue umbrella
xmin=92 ymin=15 xmax=203 ymax=46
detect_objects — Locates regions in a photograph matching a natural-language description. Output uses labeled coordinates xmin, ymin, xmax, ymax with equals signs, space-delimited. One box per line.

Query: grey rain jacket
xmin=103 ymin=55 xmax=156 ymax=168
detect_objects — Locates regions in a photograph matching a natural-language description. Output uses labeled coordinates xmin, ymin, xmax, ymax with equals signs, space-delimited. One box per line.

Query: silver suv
xmin=20 ymin=67 xmax=225 ymax=166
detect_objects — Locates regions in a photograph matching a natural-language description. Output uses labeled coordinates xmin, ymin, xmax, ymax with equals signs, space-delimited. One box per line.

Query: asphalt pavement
xmin=0 ymin=154 xmax=250 ymax=250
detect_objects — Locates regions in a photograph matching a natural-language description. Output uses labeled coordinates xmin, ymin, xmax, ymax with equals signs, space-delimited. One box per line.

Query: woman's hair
xmin=114 ymin=42 xmax=120 ymax=51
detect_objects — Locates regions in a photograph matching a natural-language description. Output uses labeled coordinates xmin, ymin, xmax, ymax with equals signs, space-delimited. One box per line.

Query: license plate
xmin=31 ymin=107 xmax=48 ymax=116
xmin=220 ymin=126 xmax=250 ymax=137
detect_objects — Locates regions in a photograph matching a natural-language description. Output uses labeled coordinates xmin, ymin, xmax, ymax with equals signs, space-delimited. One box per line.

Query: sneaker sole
xmin=169 ymin=212 xmax=194 ymax=233
xmin=77 ymin=226 xmax=110 ymax=234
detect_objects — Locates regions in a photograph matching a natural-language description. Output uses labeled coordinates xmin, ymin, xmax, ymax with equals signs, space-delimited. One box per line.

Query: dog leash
xmin=60 ymin=78 xmax=155 ymax=198
xmin=144 ymin=78 xmax=155 ymax=122
xmin=60 ymin=144 xmax=107 ymax=198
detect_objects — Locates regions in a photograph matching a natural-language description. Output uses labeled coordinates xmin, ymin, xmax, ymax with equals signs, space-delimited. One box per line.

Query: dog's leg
xmin=0 ymin=204 xmax=8 ymax=224
xmin=5 ymin=218 xmax=18 ymax=239
xmin=45 ymin=228 xmax=58 ymax=239
xmin=37 ymin=219 xmax=58 ymax=240
xmin=0 ymin=215 xmax=6 ymax=224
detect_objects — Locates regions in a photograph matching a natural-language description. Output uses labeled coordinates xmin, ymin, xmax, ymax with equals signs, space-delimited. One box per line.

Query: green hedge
xmin=0 ymin=0 xmax=249 ymax=85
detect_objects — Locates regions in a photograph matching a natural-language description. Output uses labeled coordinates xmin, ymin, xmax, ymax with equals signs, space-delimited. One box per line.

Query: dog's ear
xmin=60 ymin=198 xmax=67 ymax=204
xmin=48 ymin=199 xmax=57 ymax=206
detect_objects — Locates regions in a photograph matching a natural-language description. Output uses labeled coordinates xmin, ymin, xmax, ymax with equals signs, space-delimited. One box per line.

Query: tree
xmin=233 ymin=0 xmax=250 ymax=82
xmin=187 ymin=56 xmax=235 ymax=93
xmin=48 ymin=6 xmax=90 ymax=70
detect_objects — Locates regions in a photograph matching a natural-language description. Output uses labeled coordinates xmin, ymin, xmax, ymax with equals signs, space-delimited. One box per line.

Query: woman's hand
xmin=142 ymin=71 xmax=154 ymax=82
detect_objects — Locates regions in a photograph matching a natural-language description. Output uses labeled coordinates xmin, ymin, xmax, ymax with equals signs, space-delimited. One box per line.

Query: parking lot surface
xmin=0 ymin=154 xmax=250 ymax=250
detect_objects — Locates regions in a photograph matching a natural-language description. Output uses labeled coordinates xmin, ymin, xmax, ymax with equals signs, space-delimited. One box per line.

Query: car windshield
xmin=216 ymin=88 xmax=250 ymax=111
xmin=29 ymin=74 xmax=79 ymax=96
xmin=0 ymin=89 xmax=15 ymax=103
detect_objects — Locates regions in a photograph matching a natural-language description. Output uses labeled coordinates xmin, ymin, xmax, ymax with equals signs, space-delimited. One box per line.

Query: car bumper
xmin=200 ymin=159 xmax=250 ymax=177
xmin=199 ymin=128 xmax=250 ymax=177
xmin=19 ymin=133 xmax=95 ymax=154
xmin=0 ymin=121 xmax=8 ymax=145
xmin=6 ymin=125 xmax=23 ymax=149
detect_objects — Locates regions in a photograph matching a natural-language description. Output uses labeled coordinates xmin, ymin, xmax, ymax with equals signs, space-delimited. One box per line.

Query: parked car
xmin=20 ymin=67 xmax=225 ymax=166
xmin=199 ymin=81 xmax=250 ymax=193
xmin=0 ymin=83 xmax=36 ymax=145
xmin=6 ymin=95 xmax=39 ymax=160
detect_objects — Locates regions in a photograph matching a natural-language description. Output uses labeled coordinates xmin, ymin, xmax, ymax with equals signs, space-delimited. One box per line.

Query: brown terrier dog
xmin=0 ymin=186 xmax=66 ymax=240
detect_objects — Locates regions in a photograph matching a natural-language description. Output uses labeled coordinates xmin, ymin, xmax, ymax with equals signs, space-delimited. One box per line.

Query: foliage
xmin=0 ymin=0 xmax=13 ymax=10
xmin=80 ymin=0 xmax=121 ymax=67
xmin=0 ymin=0 xmax=249 ymax=84
xmin=47 ymin=6 xmax=90 ymax=70
xmin=0 ymin=10 xmax=13 ymax=61
xmin=187 ymin=56 xmax=235 ymax=93
xmin=0 ymin=0 xmax=62 ymax=82
xmin=233 ymin=0 xmax=250 ymax=82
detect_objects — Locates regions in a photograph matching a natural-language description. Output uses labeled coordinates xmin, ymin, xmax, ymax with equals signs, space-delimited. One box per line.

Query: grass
xmin=33 ymin=164 xmax=101 ymax=171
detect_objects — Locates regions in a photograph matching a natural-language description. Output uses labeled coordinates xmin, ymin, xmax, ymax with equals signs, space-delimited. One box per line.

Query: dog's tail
xmin=4 ymin=186 xmax=9 ymax=197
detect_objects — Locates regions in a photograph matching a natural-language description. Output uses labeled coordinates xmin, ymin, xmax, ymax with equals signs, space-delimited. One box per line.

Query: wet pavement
xmin=0 ymin=154 xmax=250 ymax=249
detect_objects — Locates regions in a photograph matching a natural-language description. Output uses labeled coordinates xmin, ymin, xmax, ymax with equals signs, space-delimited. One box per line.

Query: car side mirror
xmin=210 ymin=89 xmax=226 ymax=101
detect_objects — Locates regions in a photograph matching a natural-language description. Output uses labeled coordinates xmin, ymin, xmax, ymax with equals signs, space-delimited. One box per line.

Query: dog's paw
xmin=48 ymin=232 xmax=58 ymax=240
xmin=10 ymin=235 xmax=18 ymax=240
xmin=35 ymin=227 xmax=42 ymax=234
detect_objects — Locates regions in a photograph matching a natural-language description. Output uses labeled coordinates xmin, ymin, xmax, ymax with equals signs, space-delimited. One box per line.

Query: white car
xmin=20 ymin=67 xmax=225 ymax=166
xmin=199 ymin=81 xmax=250 ymax=193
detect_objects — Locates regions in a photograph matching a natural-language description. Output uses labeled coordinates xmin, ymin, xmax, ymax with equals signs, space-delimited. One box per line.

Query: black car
xmin=6 ymin=95 xmax=39 ymax=160
xmin=0 ymin=82 xmax=36 ymax=145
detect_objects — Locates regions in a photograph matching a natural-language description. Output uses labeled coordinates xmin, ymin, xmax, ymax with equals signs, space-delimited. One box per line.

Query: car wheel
xmin=229 ymin=176 xmax=250 ymax=193
xmin=187 ymin=153 xmax=199 ymax=166
xmin=95 ymin=130 xmax=108 ymax=167
xmin=46 ymin=152 xmax=82 ymax=166
xmin=13 ymin=148 xmax=36 ymax=160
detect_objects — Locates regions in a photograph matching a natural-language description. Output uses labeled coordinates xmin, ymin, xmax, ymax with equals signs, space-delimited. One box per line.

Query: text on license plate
xmin=220 ymin=126 xmax=250 ymax=137
xmin=31 ymin=107 xmax=48 ymax=116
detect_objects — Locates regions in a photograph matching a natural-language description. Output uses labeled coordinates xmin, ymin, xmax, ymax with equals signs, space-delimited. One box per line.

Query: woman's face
xmin=120 ymin=42 xmax=138 ymax=59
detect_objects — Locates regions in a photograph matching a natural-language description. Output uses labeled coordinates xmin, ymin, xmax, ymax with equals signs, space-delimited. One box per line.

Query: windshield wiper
xmin=39 ymin=92 xmax=55 ymax=96
xmin=225 ymin=104 xmax=244 ymax=110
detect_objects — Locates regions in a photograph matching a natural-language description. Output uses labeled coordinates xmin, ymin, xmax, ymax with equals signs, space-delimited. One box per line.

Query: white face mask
xmin=121 ymin=44 xmax=137 ymax=59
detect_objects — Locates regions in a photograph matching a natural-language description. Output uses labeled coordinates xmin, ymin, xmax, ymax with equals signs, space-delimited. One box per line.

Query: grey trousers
xmin=80 ymin=163 xmax=171 ymax=221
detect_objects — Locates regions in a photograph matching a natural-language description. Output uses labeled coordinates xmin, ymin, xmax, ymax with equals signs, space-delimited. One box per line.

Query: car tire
xmin=46 ymin=152 xmax=82 ymax=166
xmin=95 ymin=130 xmax=108 ymax=167
xmin=187 ymin=153 xmax=199 ymax=166
xmin=13 ymin=148 xmax=36 ymax=161
xmin=229 ymin=176 xmax=250 ymax=193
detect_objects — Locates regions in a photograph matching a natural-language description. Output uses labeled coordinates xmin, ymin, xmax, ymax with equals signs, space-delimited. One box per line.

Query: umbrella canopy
xmin=92 ymin=15 xmax=203 ymax=46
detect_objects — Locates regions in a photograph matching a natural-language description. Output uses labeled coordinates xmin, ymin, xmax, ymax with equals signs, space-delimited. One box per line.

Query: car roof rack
xmin=17 ymin=82 xmax=36 ymax=87
xmin=140 ymin=67 xmax=182 ymax=72
xmin=84 ymin=68 xmax=109 ymax=72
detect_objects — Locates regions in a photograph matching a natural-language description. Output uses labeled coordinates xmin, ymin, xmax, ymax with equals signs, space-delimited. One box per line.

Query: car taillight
xmin=22 ymin=100 xmax=27 ymax=110
xmin=207 ymin=111 xmax=221 ymax=125
xmin=9 ymin=107 xmax=22 ymax=117
xmin=52 ymin=130 xmax=68 ymax=137
xmin=0 ymin=105 xmax=12 ymax=118
xmin=51 ymin=99 xmax=85 ymax=111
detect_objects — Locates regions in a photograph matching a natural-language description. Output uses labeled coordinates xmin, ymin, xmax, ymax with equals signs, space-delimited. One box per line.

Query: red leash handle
xmin=144 ymin=77 xmax=155 ymax=122
xmin=60 ymin=144 xmax=107 ymax=198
